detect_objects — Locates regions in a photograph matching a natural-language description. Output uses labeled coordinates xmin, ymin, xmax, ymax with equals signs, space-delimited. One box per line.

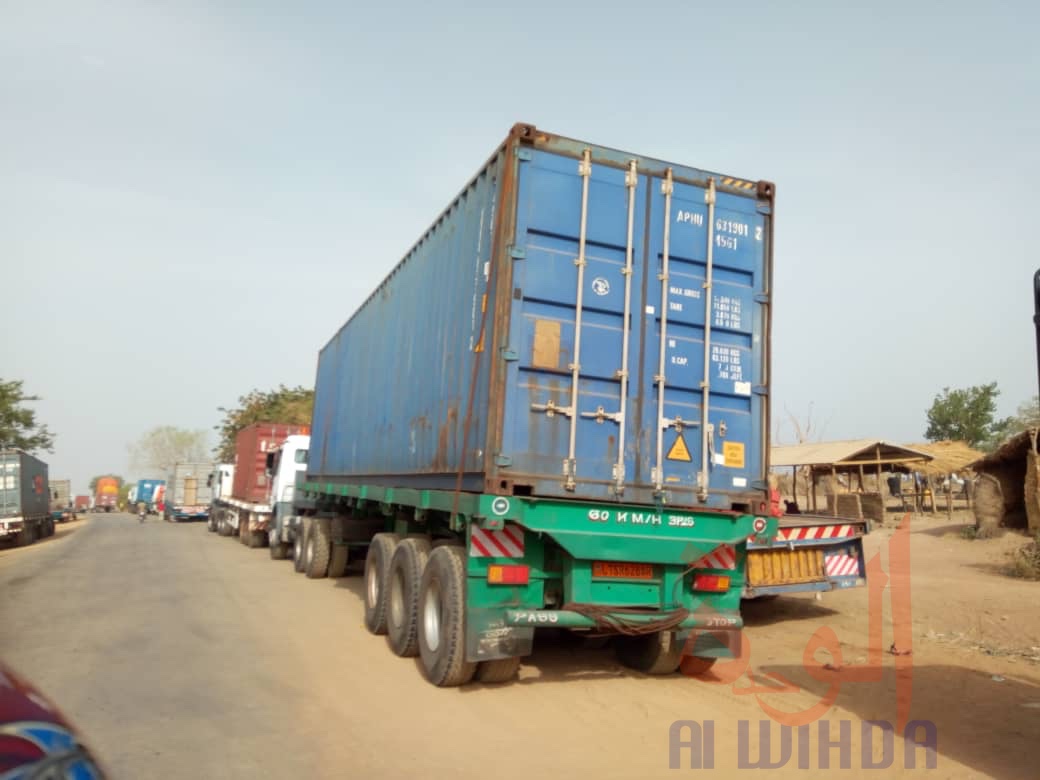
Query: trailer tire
xmin=616 ymin=631 xmax=683 ymax=675
xmin=207 ymin=515 xmax=217 ymax=533
xmin=475 ymin=656 xmax=521 ymax=684
xmin=418 ymin=546 xmax=476 ymax=687
xmin=325 ymin=518 xmax=349 ymax=577
xmin=293 ymin=519 xmax=311 ymax=573
xmin=269 ymin=529 xmax=289 ymax=559
xmin=304 ymin=518 xmax=331 ymax=579
xmin=363 ymin=533 xmax=400 ymax=634
xmin=386 ymin=537 xmax=431 ymax=657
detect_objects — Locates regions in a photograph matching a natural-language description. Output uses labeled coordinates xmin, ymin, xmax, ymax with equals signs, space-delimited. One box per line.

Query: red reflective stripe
xmin=470 ymin=533 xmax=495 ymax=557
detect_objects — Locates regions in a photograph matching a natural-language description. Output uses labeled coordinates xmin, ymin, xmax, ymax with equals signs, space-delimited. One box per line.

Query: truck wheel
xmin=269 ymin=529 xmax=289 ymax=560
xmin=387 ymin=537 xmax=431 ymax=657
xmin=327 ymin=544 xmax=349 ymax=578
xmin=207 ymin=515 xmax=218 ymax=533
xmin=217 ymin=516 xmax=231 ymax=537
xmin=304 ymin=518 xmax=331 ymax=579
xmin=616 ymin=631 xmax=683 ymax=675
xmin=363 ymin=533 xmax=400 ymax=634
xmin=418 ymin=546 xmax=476 ymax=686
xmin=293 ymin=519 xmax=311 ymax=573
xmin=475 ymin=657 xmax=521 ymax=684
xmin=326 ymin=518 xmax=349 ymax=577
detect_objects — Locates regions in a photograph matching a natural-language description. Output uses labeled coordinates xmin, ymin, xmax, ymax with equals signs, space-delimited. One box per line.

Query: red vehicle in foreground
xmin=0 ymin=661 xmax=107 ymax=778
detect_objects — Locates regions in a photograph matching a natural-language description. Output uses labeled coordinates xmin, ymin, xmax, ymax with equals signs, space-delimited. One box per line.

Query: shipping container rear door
xmin=502 ymin=146 xmax=768 ymax=507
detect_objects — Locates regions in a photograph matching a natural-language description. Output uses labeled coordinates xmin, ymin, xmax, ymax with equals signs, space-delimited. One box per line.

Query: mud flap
xmin=467 ymin=608 xmax=535 ymax=662
xmin=683 ymin=628 xmax=742 ymax=659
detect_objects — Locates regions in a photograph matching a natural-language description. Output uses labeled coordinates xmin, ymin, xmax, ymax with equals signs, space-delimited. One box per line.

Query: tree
xmin=214 ymin=385 xmax=314 ymax=462
xmin=89 ymin=475 xmax=124 ymax=491
xmin=988 ymin=396 xmax=1040 ymax=447
xmin=924 ymin=383 xmax=1001 ymax=450
xmin=128 ymin=426 xmax=209 ymax=473
xmin=0 ymin=379 xmax=55 ymax=453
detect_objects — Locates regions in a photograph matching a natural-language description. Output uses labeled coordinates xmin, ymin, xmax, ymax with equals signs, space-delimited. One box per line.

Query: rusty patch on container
xmin=532 ymin=319 xmax=561 ymax=369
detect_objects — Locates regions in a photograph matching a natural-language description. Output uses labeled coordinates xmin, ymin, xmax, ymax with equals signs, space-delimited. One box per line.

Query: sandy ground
xmin=0 ymin=510 xmax=1037 ymax=779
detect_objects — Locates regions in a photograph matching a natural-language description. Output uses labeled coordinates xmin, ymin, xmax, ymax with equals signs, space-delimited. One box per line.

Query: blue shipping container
xmin=135 ymin=479 xmax=165 ymax=505
xmin=309 ymin=124 xmax=774 ymax=510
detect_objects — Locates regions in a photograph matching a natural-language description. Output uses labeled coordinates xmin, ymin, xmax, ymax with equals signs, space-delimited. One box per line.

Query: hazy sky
xmin=2 ymin=1 xmax=1037 ymax=492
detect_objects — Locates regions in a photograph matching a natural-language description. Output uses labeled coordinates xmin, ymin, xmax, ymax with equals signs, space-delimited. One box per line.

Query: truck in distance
xmin=93 ymin=477 xmax=119 ymax=513
xmin=208 ymin=423 xmax=308 ymax=548
xmin=163 ymin=463 xmax=214 ymax=521
xmin=0 ymin=449 xmax=55 ymax=546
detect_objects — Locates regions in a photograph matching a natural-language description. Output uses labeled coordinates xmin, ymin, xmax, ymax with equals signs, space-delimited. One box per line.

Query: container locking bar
xmin=612 ymin=160 xmax=639 ymax=494
xmin=575 ymin=160 xmax=639 ymax=494
xmin=697 ymin=179 xmax=718 ymax=502
xmin=652 ymin=169 xmax=675 ymax=493
xmin=563 ymin=148 xmax=593 ymax=491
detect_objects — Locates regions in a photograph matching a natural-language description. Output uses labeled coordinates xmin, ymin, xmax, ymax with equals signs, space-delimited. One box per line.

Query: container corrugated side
xmin=308 ymin=124 xmax=773 ymax=510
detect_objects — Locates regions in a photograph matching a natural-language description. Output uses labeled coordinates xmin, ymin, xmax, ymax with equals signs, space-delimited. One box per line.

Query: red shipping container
xmin=231 ymin=423 xmax=309 ymax=504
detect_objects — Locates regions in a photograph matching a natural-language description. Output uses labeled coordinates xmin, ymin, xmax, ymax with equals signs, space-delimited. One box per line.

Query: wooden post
xmin=875 ymin=445 xmax=883 ymax=507
xmin=858 ymin=464 xmax=865 ymax=492
xmin=831 ymin=465 xmax=838 ymax=514
xmin=946 ymin=481 xmax=953 ymax=519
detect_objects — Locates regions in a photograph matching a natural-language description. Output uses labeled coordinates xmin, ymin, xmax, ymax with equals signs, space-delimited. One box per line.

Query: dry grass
xmin=1007 ymin=532 xmax=1040 ymax=580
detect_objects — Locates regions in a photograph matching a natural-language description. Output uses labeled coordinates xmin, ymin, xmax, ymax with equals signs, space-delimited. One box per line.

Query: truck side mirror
xmin=265 ymin=452 xmax=276 ymax=476
xmin=206 ymin=475 xmax=214 ymax=487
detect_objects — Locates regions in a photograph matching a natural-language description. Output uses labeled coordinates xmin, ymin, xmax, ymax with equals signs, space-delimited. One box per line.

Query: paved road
xmin=1 ymin=514 xmax=1035 ymax=779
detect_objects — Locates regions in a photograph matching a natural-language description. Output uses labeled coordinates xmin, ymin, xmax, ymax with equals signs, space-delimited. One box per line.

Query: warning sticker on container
xmin=666 ymin=434 xmax=692 ymax=462
xmin=723 ymin=442 xmax=745 ymax=469
xmin=734 ymin=381 xmax=751 ymax=396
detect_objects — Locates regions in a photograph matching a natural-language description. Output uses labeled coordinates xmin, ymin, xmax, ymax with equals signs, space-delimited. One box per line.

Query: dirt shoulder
xmin=0 ymin=514 xmax=91 ymax=562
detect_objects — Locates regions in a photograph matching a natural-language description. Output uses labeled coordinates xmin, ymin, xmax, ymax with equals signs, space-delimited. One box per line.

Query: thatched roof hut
xmin=903 ymin=440 xmax=985 ymax=477
xmin=968 ymin=430 xmax=1040 ymax=534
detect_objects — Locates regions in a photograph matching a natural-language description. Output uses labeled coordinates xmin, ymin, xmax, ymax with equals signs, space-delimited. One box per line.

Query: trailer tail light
xmin=693 ymin=574 xmax=731 ymax=592
xmin=487 ymin=564 xmax=530 ymax=585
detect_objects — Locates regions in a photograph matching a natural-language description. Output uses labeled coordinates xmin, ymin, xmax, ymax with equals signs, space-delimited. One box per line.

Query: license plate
xmin=592 ymin=561 xmax=654 ymax=579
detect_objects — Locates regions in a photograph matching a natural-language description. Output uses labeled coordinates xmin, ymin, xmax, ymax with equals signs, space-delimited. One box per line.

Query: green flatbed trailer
xmin=295 ymin=481 xmax=775 ymax=686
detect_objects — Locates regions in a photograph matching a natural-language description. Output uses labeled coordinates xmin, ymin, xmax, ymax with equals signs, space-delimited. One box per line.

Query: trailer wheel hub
xmin=366 ymin=562 xmax=380 ymax=609
xmin=423 ymin=583 xmax=442 ymax=652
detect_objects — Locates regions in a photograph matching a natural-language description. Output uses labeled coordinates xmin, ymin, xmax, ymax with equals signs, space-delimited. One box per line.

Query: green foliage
xmin=89 ymin=475 xmax=124 ymax=491
xmin=214 ymin=385 xmax=314 ymax=462
xmin=0 ymin=378 xmax=55 ymax=453
xmin=128 ymin=426 xmax=209 ymax=473
xmin=989 ymin=396 xmax=1040 ymax=447
xmin=924 ymin=382 xmax=1002 ymax=450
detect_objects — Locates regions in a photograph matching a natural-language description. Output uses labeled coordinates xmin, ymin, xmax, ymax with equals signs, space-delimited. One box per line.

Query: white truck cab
xmin=265 ymin=434 xmax=310 ymax=557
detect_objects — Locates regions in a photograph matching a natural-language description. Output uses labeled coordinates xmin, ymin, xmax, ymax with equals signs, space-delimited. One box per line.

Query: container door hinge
xmin=494 ymin=454 xmax=512 ymax=467
xmin=562 ymin=458 xmax=576 ymax=491
xmin=754 ymin=293 xmax=770 ymax=304
xmin=752 ymin=385 xmax=769 ymax=396
xmin=509 ymin=246 xmax=526 ymax=259
xmin=516 ymin=148 xmax=533 ymax=161
xmin=500 ymin=348 xmax=519 ymax=361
